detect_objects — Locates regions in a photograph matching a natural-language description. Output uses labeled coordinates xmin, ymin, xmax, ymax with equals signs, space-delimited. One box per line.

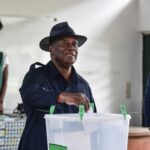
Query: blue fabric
xmin=143 ymin=74 xmax=150 ymax=126
xmin=18 ymin=61 xmax=96 ymax=150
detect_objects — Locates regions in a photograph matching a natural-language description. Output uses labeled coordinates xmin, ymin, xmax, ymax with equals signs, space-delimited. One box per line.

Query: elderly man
xmin=18 ymin=22 xmax=96 ymax=150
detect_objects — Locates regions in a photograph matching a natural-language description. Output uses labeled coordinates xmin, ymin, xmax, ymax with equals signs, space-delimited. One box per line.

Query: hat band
xmin=49 ymin=32 xmax=77 ymax=43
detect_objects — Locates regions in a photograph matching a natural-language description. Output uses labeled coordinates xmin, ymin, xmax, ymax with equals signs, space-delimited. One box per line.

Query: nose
xmin=67 ymin=47 xmax=78 ymax=55
xmin=67 ymin=42 xmax=78 ymax=49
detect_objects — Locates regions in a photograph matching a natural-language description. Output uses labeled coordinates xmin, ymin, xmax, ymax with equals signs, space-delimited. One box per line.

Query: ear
xmin=48 ymin=45 xmax=52 ymax=52
xmin=48 ymin=45 xmax=55 ymax=55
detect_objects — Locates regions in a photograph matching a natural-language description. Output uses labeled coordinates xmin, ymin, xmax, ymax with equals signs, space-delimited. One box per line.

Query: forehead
xmin=56 ymin=36 xmax=77 ymax=42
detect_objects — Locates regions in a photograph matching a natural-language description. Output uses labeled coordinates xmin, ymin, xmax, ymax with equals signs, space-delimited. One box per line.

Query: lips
xmin=66 ymin=53 xmax=75 ymax=57
xmin=65 ymin=51 xmax=76 ymax=57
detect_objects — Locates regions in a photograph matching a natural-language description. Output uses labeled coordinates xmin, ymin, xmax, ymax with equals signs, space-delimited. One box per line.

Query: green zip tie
xmin=49 ymin=143 xmax=67 ymax=150
xmin=90 ymin=103 xmax=94 ymax=111
xmin=79 ymin=105 xmax=85 ymax=121
xmin=49 ymin=105 xmax=55 ymax=114
xmin=120 ymin=105 xmax=127 ymax=119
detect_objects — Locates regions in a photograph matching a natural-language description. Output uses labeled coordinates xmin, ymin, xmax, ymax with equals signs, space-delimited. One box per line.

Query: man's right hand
xmin=58 ymin=92 xmax=90 ymax=112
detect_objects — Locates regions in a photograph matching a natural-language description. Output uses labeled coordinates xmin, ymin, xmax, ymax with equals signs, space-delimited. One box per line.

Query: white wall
xmin=139 ymin=0 xmax=150 ymax=32
xmin=0 ymin=0 xmax=142 ymax=125
xmin=0 ymin=0 xmax=86 ymax=17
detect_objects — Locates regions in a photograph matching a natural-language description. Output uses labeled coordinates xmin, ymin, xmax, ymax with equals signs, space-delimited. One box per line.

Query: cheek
xmin=53 ymin=48 xmax=64 ymax=58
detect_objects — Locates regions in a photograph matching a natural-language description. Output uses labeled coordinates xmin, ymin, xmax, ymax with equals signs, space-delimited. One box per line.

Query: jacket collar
xmin=44 ymin=61 xmax=79 ymax=84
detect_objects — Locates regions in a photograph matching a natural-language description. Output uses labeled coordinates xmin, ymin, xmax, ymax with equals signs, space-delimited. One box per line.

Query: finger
xmin=85 ymin=101 xmax=90 ymax=112
xmin=86 ymin=97 xmax=90 ymax=112
xmin=83 ymin=96 xmax=90 ymax=112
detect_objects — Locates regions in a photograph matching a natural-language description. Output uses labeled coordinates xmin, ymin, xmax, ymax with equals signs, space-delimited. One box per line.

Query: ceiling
xmin=0 ymin=0 xmax=86 ymax=17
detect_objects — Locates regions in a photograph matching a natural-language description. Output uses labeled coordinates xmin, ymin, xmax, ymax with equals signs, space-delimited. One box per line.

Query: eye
xmin=72 ymin=41 xmax=78 ymax=47
xmin=62 ymin=42 xmax=69 ymax=47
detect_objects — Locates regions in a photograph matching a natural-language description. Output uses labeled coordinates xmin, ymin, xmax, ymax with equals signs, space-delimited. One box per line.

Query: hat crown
xmin=50 ymin=22 xmax=75 ymax=37
xmin=39 ymin=21 xmax=87 ymax=51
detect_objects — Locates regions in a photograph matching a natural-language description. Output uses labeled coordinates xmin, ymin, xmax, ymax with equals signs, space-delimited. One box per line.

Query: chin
xmin=64 ymin=59 xmax=76 ymax=67
xmin=67 ymin=59 xmax=76 ymax=64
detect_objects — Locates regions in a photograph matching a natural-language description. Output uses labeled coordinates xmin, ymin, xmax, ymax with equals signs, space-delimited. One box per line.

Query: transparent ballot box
xmin=44 ymin=113 xmax=130 ymax=150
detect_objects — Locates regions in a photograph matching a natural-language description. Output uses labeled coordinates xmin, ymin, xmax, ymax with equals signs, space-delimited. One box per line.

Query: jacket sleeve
xmin=88 ymin=85 xmax=97 ymax=113
xmin=19 ymin=67 xmax=61 ymax=108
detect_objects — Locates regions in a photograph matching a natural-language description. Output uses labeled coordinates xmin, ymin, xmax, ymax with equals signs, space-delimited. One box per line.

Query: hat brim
xmin=39 ymin=35 xmax=87 ymax=51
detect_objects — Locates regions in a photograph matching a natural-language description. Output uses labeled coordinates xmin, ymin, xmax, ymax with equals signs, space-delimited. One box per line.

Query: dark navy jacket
xmin=143 ymin=74 xmax=150 ymax=126
xmin=18 ymin=61 xmax=96 ymax=150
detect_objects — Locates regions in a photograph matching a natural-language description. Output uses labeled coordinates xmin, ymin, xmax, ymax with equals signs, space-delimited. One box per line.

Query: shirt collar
xmin=45 ymin=61 xmax=60 ymax=78
xmin=45 ymin=61 xmax=79 ymax=84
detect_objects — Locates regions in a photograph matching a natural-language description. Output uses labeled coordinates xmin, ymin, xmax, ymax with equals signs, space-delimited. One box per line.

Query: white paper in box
xmin=44 ymin=113 xmax=130 ymax=150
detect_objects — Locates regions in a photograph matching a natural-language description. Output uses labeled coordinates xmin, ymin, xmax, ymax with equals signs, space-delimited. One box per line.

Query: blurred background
xmin=0 ymin=0 xmax=149 ymax=126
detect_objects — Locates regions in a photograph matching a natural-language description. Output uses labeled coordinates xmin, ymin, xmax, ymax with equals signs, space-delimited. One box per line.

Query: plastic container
xmin=44 ymin=113 xmax=130 ymax=150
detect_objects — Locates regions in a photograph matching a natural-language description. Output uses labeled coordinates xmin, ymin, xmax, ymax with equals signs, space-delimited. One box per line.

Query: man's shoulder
xmin=30 ymin=62 xmax=45 ymax=70
xmin=76 ymin=73 xmax=89 ymax=86
xmin=28 ymin=62 xmax=45 ymax=73
xmin=25 ymin=62 xmax=45 ymax=78
xmin=21 ymin=62 xmax=45 ymax=87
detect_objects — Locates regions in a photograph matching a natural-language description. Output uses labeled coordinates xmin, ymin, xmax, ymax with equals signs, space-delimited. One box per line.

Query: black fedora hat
xmin=39 ymin=22 xmax=87 ymax=51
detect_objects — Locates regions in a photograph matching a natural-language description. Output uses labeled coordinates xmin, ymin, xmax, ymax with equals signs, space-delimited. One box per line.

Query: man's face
xmin=49 ymin=36 xmax=78 ymax=67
